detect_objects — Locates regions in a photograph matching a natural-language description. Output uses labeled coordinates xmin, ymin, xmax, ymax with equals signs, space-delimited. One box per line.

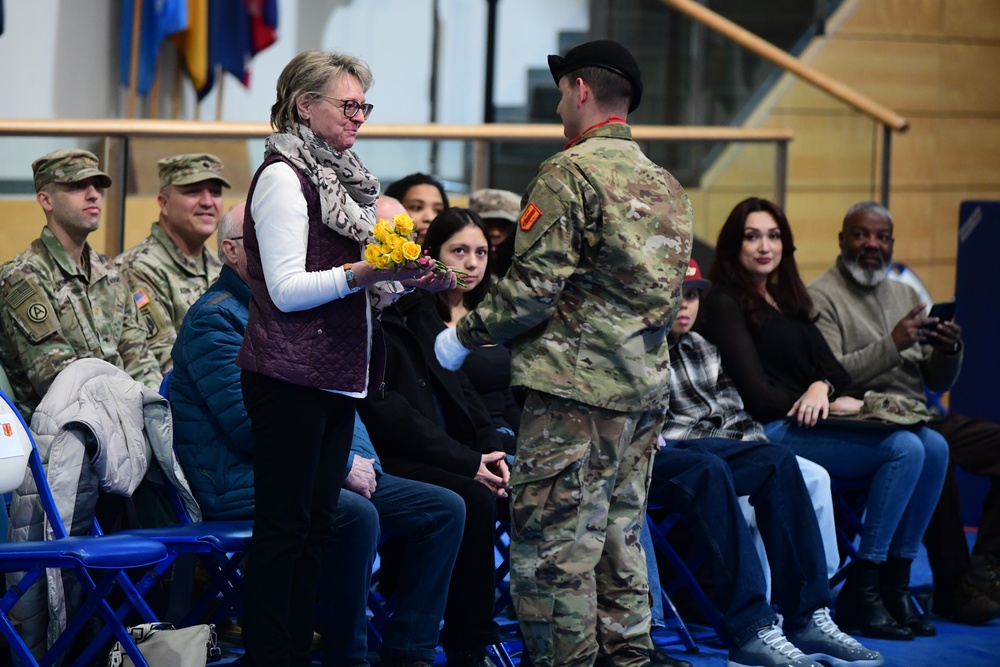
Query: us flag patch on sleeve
xmin=519 ymin=203 xmax=542 ymax=232
xmin=133 ymin=289 xmax=150 ymax=308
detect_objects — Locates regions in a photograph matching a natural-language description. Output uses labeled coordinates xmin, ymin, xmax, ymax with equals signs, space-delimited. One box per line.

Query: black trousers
xmin=925 ymin=412 xmax=1000 ymax=605
xmin=384 ymin=460 xmax=505 ymax=656
xmin=240 ymin=370 xmax=356 ymax=667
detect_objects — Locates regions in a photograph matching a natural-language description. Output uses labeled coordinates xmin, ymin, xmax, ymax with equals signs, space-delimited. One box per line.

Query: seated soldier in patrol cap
xmin=469 ymin=188 xmax=521 ymax=278
xmin=0 ymin=149 xmax=161 ymax=420
xmin=117 ymin=153 xmax=230 ymax=373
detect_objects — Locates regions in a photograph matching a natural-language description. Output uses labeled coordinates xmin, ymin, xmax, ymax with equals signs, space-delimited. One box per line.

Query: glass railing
xmin=0 ymin=120 xmax=791 ymax=263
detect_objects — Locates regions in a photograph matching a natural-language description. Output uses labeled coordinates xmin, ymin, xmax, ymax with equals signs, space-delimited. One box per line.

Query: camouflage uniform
xmin=457 ymin=121 xmax=693 ymax=666
xmin=116 ymin=153 xmax=228 ymax=373
xmin=0 ymin=228 xmax=161 ymax=421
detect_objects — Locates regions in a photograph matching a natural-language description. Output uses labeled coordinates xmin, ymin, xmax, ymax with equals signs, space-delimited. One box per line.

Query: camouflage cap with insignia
xmin=857 ymin=391 xmax=932 ymax=425
xmin=32 ymin=149 xmax=113 ymax=192
xmin=158 ymin=153 xmax=232 ymax=189
xmin=469 ymin=188 xmax=521 ymax=223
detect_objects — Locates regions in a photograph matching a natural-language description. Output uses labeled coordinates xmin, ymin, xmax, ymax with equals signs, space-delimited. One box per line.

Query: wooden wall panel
xmin=766 ymin=113 xmax=878 ymax=188
xmin=942 ymin=0 xmax=1000 ymax=40
xmin=700 ymin=142 xmax=778 ymax=191
xmin=932 ymin=118 xmax=1000 ymax=183
xmin=805 ymin=40 xmax=942 ymax=112
xmin=941 ymin=44 xmax=1000 ymax=111
xmin=0 ymin=199 xmax=50 ymax=264
xmin=841 ymin=0 xmax=944 ymax=37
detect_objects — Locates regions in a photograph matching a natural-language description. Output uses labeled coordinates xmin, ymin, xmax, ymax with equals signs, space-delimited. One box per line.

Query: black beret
xmin=547 ymin=39 xmax=643 ymax=113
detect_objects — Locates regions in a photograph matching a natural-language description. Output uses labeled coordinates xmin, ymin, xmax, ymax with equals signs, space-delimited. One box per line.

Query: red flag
xmin=246 ymin=0 xmax=278 ymax=55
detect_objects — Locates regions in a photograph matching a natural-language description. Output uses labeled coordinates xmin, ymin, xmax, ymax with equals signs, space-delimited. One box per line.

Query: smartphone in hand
xmin=928 ymin=301 xmax=956 ymax=324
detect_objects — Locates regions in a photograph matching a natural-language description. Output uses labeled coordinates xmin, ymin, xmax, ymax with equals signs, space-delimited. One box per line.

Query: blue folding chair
xmin=0 ymin=388 xmax=168 ymax=667
xmin=645 ymin=507 xmax=730 ymax=651
xmin=67 ymin=373 xmax=252 ymax=666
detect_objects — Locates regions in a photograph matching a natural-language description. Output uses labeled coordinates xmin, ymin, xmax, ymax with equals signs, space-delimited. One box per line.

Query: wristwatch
xmin=344 ymin=263 xmax=361 ymax=293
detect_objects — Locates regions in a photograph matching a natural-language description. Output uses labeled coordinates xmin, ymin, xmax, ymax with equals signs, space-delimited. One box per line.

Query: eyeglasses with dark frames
xmin=311 ymin=94 xmax=373 ymax=119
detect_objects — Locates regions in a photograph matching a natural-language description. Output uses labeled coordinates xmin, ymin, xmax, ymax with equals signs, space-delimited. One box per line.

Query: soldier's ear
xmin=36 ymin=189 xmax=54 ymax=213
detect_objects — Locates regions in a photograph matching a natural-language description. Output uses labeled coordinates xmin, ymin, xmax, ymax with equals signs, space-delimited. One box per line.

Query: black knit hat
xmin=547 ymin=39 xmax=643 ymax=113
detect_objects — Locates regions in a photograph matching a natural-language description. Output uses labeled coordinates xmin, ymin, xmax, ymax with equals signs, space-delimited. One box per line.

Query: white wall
xmin=0 ymin=0 xmax=587 ymax=187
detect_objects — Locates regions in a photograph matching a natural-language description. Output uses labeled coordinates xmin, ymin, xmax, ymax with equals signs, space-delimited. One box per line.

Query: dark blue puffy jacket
xmin=170 ymin=265 xmax=254 ymax=520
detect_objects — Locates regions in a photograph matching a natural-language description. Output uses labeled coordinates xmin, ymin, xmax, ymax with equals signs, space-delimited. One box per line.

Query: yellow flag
xmin=172 ymin=0 xmax=209 ymax=91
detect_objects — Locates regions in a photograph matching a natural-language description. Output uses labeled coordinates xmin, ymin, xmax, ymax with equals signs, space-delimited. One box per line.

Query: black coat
xmin=358 ymin=291 xmax=503 ymax=480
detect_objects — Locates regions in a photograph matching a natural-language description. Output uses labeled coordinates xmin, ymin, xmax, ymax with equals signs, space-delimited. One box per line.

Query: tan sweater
xmin=808 ymin=260 xmax=961 ymax=402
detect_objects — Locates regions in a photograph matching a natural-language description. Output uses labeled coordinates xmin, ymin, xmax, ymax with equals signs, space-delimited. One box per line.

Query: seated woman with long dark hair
xmin=357 ymin=207 xmax=510 ymax=667
xmin=421 ymin=208 xmax=522 ymax=452
xmin=696 ymin=197 xmax=948 ymax=641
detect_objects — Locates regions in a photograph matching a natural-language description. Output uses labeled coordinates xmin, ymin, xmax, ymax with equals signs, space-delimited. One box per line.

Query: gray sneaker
xmin=728 ymin=623 xmax=819 ymax=667
xmin=786 ymin=607 xmax=883 ymax=667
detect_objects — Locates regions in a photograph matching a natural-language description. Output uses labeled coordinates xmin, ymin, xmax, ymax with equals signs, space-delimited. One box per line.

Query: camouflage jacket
xmin=116 ymin=222 xmax=222 ymax=373
xmin=457 ymin=122 xmax=693 ymax=412
xmin=0 ymin=227 xmax=161 ymax=420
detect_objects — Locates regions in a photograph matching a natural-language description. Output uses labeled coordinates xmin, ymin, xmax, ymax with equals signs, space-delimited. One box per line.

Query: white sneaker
xmin=786 ymin=607 xmax=883 ymax=667
xmin=727 ymin=623 xmax=819 ymax=667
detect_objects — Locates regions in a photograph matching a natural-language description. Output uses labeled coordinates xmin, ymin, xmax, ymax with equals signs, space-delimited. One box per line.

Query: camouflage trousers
xmin=509 ymin=389 xmax=664 ymax=667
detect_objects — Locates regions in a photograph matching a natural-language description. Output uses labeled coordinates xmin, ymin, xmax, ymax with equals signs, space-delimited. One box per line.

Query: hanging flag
xmin=172 ymin=0 xmax=209 ymax=93
xmin=120 ymin=0 xmax=188 ymax=95
xmin=189 ymin=0 xmax=249 ymax=100
xmin=246 ymin=0 xmax=278 ymax=55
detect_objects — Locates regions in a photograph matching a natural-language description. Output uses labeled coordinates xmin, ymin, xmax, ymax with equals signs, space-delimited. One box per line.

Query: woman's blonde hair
xmin=270 ymin=50 xmax=374 ymax=131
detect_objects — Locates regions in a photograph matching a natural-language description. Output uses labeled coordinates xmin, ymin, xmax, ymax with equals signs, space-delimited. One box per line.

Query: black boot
xmin=835 ymin=559 xmax=914 ymax=640
xmin=880 ymin=557 xmax=936 ymax=636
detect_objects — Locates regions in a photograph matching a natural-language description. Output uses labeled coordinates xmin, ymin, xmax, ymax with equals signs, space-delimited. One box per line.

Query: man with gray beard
xmin=809 ymin=200 xmax=1000 ymax=626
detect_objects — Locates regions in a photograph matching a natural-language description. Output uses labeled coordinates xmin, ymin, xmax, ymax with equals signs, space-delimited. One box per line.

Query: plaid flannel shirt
xmin=662 ymin=330 xmax=766 ymax=442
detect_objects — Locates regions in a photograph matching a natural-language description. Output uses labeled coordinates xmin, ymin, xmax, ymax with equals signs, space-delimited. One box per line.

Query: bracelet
xmin=822 ymin=379 xmax=835 ymax=397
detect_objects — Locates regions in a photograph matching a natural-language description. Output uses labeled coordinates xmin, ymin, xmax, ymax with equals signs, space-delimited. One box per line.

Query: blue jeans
xmin=763 ymin=420 xmax=949 ymax=561
xmin=645 ymin=438 xmax=829 ymax=646
xmin=321 ymin=473 xmax=466 ymax=666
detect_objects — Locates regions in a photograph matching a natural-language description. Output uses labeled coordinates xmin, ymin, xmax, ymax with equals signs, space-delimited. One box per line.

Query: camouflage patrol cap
xmin=469 ymin=188 xmax=521 ymax=223
xmin=157 ymin=153 xmax=232 ymax=189
xmin=857 ymin=391 xmax=932 ymax=425
xmin=32 ymin=149 xmax=113 ymax=192
xmin=548 ymin=39 xmax=643 ymax=112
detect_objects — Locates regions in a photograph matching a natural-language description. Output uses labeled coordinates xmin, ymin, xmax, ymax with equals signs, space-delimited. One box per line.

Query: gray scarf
xmin=265 ymin=124 xmax=403 ymax=309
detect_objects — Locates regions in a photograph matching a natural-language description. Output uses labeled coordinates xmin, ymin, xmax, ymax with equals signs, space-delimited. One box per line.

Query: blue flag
xmin=197 ymin=0 xmax=250 ymax=99
xmin=121 ymin=0 xmax=188 ymax=95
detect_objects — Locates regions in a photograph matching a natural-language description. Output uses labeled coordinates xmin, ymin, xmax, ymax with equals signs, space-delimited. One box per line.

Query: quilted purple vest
xmin=236 ymin=154 xmax=382 ymax=393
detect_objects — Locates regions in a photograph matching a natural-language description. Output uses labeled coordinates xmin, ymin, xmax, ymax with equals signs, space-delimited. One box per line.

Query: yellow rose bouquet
xmin=364 ymin=213 xmax=468 ymax=286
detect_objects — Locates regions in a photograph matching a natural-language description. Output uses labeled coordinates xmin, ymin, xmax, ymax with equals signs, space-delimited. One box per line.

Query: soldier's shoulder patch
xmin=3 ymin=276 xmax=60 ymax=343
xmin=134 ymin=289 xmax=150 ymax=309
xmin=519 ymin=203 xmax=543 ymax=232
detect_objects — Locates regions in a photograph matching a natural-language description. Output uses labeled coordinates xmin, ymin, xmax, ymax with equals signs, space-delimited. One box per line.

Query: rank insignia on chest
xmin=2 ymin=424 xmax=11 ymax=438
xmin=133 ymin=289 xmax=150 ymax=308
xmin=519 ymin=203 xmax=542 ymax=232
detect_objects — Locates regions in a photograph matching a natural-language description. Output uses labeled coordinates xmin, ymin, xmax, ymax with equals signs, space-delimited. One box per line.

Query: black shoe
xmin=835 ymin=559 xmax=914 ymax=640
xmin=644 ymin=645 xmax=693 ymax=667
xmin=934 ymin=570 xmax=1000 ymax=624
xmin=880 ymin=557 xmax=936 ymax=637
xmin=971 ymin=554 xmax=1000 ymax=604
